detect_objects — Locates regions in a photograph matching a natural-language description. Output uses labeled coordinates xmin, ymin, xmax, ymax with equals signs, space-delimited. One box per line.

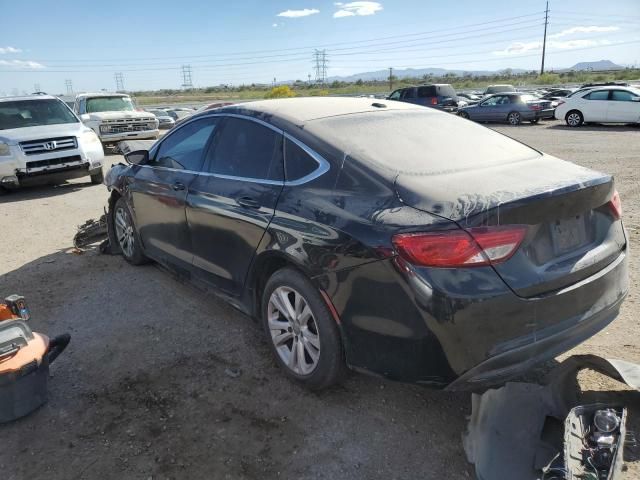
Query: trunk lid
xmin=395 ymin=155 xmax=626 ymax=297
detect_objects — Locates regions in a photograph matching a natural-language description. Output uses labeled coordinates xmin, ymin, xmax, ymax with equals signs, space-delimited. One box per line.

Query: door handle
xmin=236 ymin=196 xmax=261 ymax=209
xmin=172 ymin=182 xmax=185 ymax=191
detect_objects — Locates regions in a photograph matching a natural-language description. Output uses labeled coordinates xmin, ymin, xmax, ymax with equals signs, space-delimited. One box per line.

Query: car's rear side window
xmin=417 ymin=86 xmax=437 ymax=97
xmin=285 ymin=138 xmax=319 ymax=182
xmin=436 ymin=85 xmax=456 ymax=98
xmin=207 ymin=117 xmax=284 ymax=181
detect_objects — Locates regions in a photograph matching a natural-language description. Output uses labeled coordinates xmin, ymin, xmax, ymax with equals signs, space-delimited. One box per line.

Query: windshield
xmin=520 ymin=95 xmax=538 ymax=102
xmin=86 ymin=96 xmax=135 ymax=113
xmin=487 ymin=85 xmax=515 ymax=93
xmin=148 ymin=110 xmax=166 ymax=116
xmin=0 ymin=99 xmax=78 ymax=130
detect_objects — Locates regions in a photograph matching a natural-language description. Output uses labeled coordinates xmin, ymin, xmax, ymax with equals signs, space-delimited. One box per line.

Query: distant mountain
xmin=564 ymin=60 xmax=623 ymax=71
xmin=326 ymin=67 xmax=529 ymax=82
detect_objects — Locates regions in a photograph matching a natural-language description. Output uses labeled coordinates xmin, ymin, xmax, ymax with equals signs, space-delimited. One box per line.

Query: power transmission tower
xmin=114 ymin=72 xmax=125 ymax=92
xmin=65 ymin=79 xmax=73 ymax=95
xmin=388 ymin=67 xmax=393 ymax=91
xmin=540 ymin=1 xmax=549 ymax=75
xmin=181 ymin=65 xmax=193 ymax=88
xmin=313 ymin=49 xmax=328 ymax=85
xmin=34 ymin=83 xmax=41 ymax=92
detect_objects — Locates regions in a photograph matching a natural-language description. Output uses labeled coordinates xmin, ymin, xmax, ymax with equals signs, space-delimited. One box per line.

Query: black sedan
xmin=105 ymin=98 xmax=628 ymax=390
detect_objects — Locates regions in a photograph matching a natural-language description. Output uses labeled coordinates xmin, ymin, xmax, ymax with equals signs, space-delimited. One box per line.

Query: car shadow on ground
xmin=0 ymin=181 xmax=96 ymax=204
xmin=548 ymin=123 xmax=640 ymax=132
xmin=0 ymin=248 xmax=478 ymax=479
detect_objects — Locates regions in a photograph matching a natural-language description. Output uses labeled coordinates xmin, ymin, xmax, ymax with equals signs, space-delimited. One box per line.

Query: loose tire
xmin=112 ymin=197 xmax=147 ymax=265
xmin=90 ymin=169 xmax=104 ymax=185
xmin=458 ymin=111 xmax=470 ymax=120
xmin=565 ymin=110 xmax=584 ymax=127
xmin=507 ymin=111 xmax=522 ymax=125
xmin=262 ymin=268 xmax=346 ymax=389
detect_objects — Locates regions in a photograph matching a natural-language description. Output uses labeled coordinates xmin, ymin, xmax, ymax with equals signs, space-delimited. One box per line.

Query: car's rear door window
xmin=207 ymin=117 xmax=284 ymax=181
xmin=610 ymin=90 xmax=635 ymax=101
xmin=151 ymin=117 xmax=218 ymax=171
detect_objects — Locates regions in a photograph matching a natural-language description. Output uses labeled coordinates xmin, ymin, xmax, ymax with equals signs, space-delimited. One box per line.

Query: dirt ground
xmin=1 ymin=120 xmax=638 ymax=480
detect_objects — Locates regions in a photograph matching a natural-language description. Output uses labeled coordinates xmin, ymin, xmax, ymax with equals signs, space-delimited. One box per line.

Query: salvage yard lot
xmin=1 ymin=120 xmax=639 ymax=479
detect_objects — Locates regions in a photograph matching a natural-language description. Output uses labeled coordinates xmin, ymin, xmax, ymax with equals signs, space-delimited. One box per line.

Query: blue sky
xmin=1 ymin=0 xmax=639 ymax=94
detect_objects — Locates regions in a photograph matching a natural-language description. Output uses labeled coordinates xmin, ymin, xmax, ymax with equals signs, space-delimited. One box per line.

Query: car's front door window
xmin=150 ymin=118 xmax=218 ymax=171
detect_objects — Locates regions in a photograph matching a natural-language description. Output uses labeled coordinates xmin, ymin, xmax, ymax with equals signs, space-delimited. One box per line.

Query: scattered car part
xmin=73 ymin=214 xmax=108 ymax=250
xmin=0 ymin=295 xmax=70 ymax=423
xmin=464 ymin=354 xmax=640 ymax=480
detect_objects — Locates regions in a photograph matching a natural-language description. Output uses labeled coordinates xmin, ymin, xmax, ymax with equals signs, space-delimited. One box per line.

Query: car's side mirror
xmin=125 ymin=150 xmax=149 ymax=165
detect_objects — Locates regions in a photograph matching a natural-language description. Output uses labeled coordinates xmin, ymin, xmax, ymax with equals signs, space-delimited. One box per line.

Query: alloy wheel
xmin=114 ymin=206 xmax=135 ymax=258
xmin=567 ymin=112 xmax=581 ymax=127
xmin=508 ymin=112 xmax=521 ymax=125
xmin=267 ymin=286 xmax=321 ymax=375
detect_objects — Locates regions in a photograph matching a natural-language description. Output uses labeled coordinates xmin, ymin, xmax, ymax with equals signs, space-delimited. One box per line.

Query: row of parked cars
xmin=387 ymin=82 xmax=640 ymax=126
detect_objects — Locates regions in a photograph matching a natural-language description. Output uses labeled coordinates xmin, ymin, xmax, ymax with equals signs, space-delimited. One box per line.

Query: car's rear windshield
xmin=307 ymin=110 xmax=540 ymax=175
xmin=0 ymin=99 xmax=78 ymax=130
xmin=86 ymin=96 xmax=135 ymax=113
xmin=487 ymin=85 xmax=515 ymax=93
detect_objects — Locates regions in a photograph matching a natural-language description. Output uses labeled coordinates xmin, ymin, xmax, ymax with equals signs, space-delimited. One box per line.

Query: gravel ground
xmin=1 ymin=120 xmax=638 ymax=479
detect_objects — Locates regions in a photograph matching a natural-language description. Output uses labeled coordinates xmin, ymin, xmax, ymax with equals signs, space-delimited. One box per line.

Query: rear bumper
xmin=325 ymin=248 xmax=628 ymax=390
xmin=535 ymin=108 xmax=555 ymax=119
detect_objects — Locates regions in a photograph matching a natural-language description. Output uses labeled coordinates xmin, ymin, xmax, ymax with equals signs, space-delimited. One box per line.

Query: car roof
xmin=211 ymin=97 xmax=424 ymax=125
xmin=0 ymin=94 xmax=59 ymax=103
xmin=75 ymin=92 xmax=130 ymax=99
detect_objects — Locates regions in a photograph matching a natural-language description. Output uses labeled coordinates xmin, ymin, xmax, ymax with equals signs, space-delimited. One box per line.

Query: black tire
xmin=112 ymin=197 xmax=148 ymax=265
xmin=261 ymin=268 xmax=346 ymax=390
xmin=458 ymin=111 xmax=470 ymax=119
xmin=90 ymin=169 xmax=104 ymax=185
xmin=565 ymin=110 xmax=584 ymax=127
xmin=507 ymin=111 xmax=522 ymax=125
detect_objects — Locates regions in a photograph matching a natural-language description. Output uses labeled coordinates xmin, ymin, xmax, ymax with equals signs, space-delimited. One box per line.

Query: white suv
xmin=0 ymin=95 xmax=105 ymax=191
xmin=73 ymin=93 xmax=159 ymax=148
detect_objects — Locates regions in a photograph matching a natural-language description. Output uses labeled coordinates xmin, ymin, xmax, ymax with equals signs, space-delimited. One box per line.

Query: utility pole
xmin=114 ymin=72 xmax=124 ymax=92
xmin=181 ymin=65 xmax=193 ymax=89
xmin=65 ymin=79 xmax=73 ymax=95
xmin=540 ymin=1 xmax=549 ymax=75
xmin=308 ymin=74 xmax=311 ymax=86
xmin=388 ymin=67 xmax=393 ymax=91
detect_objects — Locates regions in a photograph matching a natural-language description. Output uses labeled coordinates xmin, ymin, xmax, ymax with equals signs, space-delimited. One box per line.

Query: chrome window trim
xmin=142 ymin=113 xmax=330 ymax=186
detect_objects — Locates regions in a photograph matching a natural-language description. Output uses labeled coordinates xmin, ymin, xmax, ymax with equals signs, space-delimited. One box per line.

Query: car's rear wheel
xmin=113 ymin=197 xmax=147 ymax=265
xmin=458 ymin=111 xmax=470 ymax=119
xmin=507 ymin=111 xmax=522 ymax=125
xmin=262 ymin=268 xmax=346 ymax=390
xmin=565 ymin=110 xmax=584 ymax=127
xmin=90 ymin=169 xmax=104 ymax=185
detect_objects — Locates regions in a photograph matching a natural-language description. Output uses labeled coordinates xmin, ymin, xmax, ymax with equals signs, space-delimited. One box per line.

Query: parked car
xmin=555 ymin=86 xmax=640 ymax=126
xmin=146 ymin=109 xmax=175 ymax=129
xmin=458 ymin=93 xmax=554 ymax=125
xmin=483 ymin=84 xmax=516 ymax=96
xmin=0 ymin=95 xmax=105 ymax=191
xmin=73 ymin=93 xmax=159 ymax=149
xmin=456 ymin=92 xmax=482 ymax=105
xmin=541 ymin=89 xmax=574 ymax=100
xmin=387 ymin=84 xmax=458 ymax=112
xmin=104 ymin=97 xmax=627 ymax=391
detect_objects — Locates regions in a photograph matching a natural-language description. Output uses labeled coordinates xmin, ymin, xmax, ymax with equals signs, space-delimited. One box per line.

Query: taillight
xmin=528 ymin=104 xmax=542 ymax=111
xmin=431 ymin=97 xmax=438 ymax=105
xmin=556 ymin=100 xmax=565 ymax=107
xmin=392 ymin=226 xmax=527 ymax=268
xmin=609 ymin=190 xmax=622 ymax=219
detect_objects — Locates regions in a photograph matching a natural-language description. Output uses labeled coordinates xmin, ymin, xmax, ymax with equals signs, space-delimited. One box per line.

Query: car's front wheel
xmin=507 ymin=111 xmax=522 ymax=125
xmin=565 ymin=110 xmax=584 ymax=127
xmin=90 ymin=169 xmax=104 ymax=185
xmin=112 ymin=197 xmax=147 ymax=265
xmin=262 ymin=268 xmax=346 ymax=390
xmin=458 ymin=111 xmax=470 ymax=119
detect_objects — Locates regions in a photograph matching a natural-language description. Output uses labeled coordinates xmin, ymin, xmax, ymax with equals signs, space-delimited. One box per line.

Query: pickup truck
xmin=73 ymin=93 xmax=159 ymax=149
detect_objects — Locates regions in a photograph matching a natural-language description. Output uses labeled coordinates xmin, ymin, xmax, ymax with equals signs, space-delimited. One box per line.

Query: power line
xmin=181 ymin=65 xmax=193 ymax=88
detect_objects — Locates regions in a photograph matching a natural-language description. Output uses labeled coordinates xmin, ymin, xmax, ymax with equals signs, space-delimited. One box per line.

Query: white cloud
xmin=0 ymin=59 xmax=45 ymax=69
xmin=493 ymin=39 xmax=612 ymax=56
xmin=277 ymin=8 xmax=319 ymax=18
xmin=0 ymin=46 xmax=22 ymax=54
xmin=333 ymin=1 xmax=382 ymax=18
xmin=272 ymin=23 xmax=279 ymax=27
xmin=549 ymin=25 xmax=620 ymax=39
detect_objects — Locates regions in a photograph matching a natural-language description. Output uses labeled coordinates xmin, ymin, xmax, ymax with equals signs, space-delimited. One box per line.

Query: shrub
xmin=264 ymin=85 xmax=296 ymax=99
